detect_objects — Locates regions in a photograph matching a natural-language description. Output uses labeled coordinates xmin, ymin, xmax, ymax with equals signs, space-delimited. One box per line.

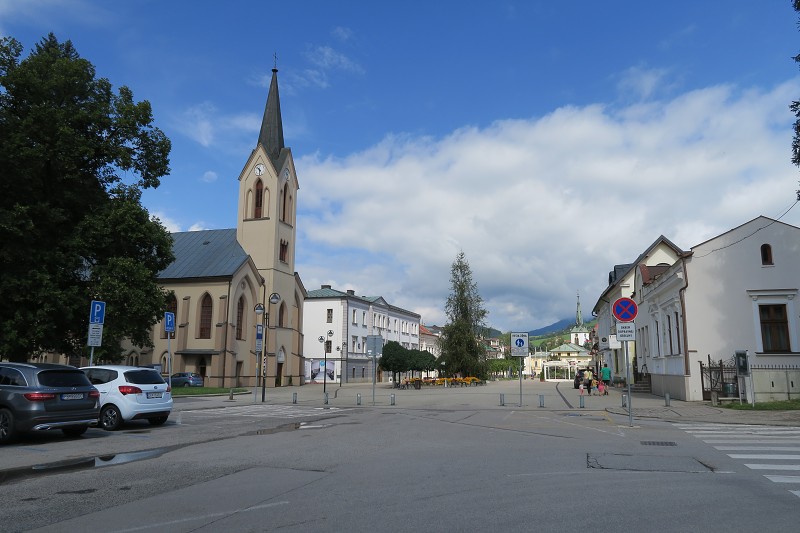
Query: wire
xmin=692 ymin=199 xmax=799 ymax=258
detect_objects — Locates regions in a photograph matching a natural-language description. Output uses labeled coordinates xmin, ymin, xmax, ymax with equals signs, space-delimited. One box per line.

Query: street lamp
xmin=254 ymin=292 xmax=281 ymax=403
xmin=336 ymin=341 xmax=347 ymax=384
xmin=318 ymin=330 xmax=333 ymax=394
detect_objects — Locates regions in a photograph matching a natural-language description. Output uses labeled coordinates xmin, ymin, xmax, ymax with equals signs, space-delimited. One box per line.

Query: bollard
xmin=292 ymin=392 xmax=297 ymax=404
xmin=357 ymin=393 xmax=362 ymax=406
xmin=229 ymin=388 xmax=234 ymax=400
xmin=622 ymin=394 xmax=628 ymax=408
xmin=500 ymin=393 xmax=505 ymax=406
xmin=324 ymin=392 xmax=329 ymax=405
xmin=579 ymin=395 xmax=585 ymax=409
xmin=539 ymin=394 xmax=545 ymax=408
xmin=390 ymin=393 xmax=396 ymax=406
xmin=664 ymin=392 xmax=671 ymax=407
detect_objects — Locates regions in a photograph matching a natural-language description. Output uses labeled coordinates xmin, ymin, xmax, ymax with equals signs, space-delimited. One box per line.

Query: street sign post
xmin=87 ymin=300 xmax=106 ymax=366
xmin=511 ymin=332 xmax=529 ymax=407
xmin=612 ymin=297 xmax=638 ymax=427
xmin=165 ymin=312 xmax=175 ymax=390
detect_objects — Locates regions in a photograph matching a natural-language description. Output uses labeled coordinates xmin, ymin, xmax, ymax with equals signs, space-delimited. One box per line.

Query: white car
xmin=80 ymin=366 xmax=172 ymax=430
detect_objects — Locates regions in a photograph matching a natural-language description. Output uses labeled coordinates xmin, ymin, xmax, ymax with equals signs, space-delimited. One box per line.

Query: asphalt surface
xmin=176 ymin=378 xmax=800 ymax=426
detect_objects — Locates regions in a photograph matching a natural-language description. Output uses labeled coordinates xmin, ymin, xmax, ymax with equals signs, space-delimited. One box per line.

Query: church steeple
xmin=575 ymin=291 xmax=583 ymax=327
xmin=257 ymin=68 xmax=285 ymax=163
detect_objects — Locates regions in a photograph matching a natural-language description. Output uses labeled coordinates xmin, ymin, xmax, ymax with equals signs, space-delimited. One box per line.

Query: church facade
xmin=124 ymin=69 xmax=306 ymax=388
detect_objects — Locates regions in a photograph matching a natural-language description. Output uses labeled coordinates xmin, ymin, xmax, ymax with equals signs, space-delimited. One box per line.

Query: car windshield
xmin=124 ymin=370 xmax=165 ymax=385
xmin=38 ymin=370 xmax=93 ymax=387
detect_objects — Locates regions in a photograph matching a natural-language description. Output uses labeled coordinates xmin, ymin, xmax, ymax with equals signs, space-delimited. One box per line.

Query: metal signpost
xmin=164 ymin=312 xmax=175 ymax=392
xmin=366 ymin=335 xmax=383 ymax=405
xmin=254 ymin=324 xmax=264 ymax=404
xmin=511 ymin=332 xmax=529 ymax=407
xmin=87 ymin=300 xmax=105 ymax=366
xmin=612 ymin=297 xmax=638 ymax=427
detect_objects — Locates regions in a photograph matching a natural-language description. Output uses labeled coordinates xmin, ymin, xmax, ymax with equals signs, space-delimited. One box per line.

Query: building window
xmin=362 ymin=312 xmax=366 ymax=326
xmin=199 ymin=294 xmax=213 ymax=339
xmin=278 ymin=302 xmax=286 ymax=328
xmin=352 ymin=309 xmax=357 ymax=324
xmin=279 ymin=240 xmax=288 ymax=262
xmin=674 ymin=311 xmax=681 ymax=354
xmin=236 ymin=296 xmax=245 ymax=340
xmin=254 ymin=179 xmax=263 ymax=218
xmin=326 ymin=308 xmax=333 ymax=323
xmin=760 ymin=304 xmax=790 ymax=352
xmin=761 ymin=244 xmax=773 ymax=265
xmin=325 ymin=340 xmax=332 ymax=353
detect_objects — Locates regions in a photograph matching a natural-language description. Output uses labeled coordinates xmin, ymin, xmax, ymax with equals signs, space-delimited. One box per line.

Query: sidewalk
xmin=173 ymin=379 xmax=800 ymax=426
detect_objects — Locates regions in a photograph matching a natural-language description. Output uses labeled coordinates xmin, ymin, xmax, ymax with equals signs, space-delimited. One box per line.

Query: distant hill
xmin=529 ymin=319 xmax=573 ymax=337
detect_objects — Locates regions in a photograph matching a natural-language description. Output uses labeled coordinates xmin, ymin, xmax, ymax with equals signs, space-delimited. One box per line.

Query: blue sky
xmin=3 ymin=1 xmax=800 ymax=332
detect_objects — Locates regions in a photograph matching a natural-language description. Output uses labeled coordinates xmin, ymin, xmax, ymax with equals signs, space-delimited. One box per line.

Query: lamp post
xmin=336 ymin=341 xmax=347 ymax=384
xmin=318 ymin=330 xmax=333 ymax=394
xmin=254 ymin=292 xmax=281 ymax=403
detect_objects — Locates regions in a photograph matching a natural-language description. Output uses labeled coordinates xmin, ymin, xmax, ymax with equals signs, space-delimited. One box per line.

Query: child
xmin=597 ymin=380 xmax=605 ymax=396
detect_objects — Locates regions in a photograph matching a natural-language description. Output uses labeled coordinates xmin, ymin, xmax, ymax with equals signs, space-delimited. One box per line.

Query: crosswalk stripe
xmin=676 ymin=422 xmax=800 ymax=498
xmin=715 ymin=446 xmax=800 ymax=451
xmin=764 ymin=475 xmax=800 ymax=483
xmin=728 ymin=454 xmax=800 ymax=460
xmin=744 ymin=464 xmax=800 ymax=470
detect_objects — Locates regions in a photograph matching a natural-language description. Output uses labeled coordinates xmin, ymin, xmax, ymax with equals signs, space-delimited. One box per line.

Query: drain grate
xmin=640 ymin=441 xmax=677 ymax=446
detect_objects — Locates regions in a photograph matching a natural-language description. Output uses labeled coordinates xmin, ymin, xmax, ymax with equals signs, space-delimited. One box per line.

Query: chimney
xmin=347 ymin=289 xmax=355 ymax=296
xmin=322 ymin=284 xmax=332 ymax=289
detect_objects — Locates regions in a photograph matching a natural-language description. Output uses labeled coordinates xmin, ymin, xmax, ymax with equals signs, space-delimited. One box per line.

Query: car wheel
xmin=148 ymin=416 xmax=168 ymax=426
xmin=182 ymin=383 xmax=189 ymax=387
xmin=100 ymin=405 xmax=123 ymax=431
xmin=0 ymin=408 xmax=17 ymax=444
xmin=62 ymin=426 xmax=88 ymax=438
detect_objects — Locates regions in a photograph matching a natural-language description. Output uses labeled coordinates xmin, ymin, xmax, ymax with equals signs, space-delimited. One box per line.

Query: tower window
xmin=236 ymin=296 xmax=245 ymax=340
xmin=254 ymin=179 xmax=263 ymax=218
xmin=760 ymin=244 xmax=773 ymax=265
xmin=279 ymin=240 xmax=288 ymax=262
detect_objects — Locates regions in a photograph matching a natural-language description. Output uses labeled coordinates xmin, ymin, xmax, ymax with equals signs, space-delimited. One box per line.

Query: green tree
xmin=0 ymin=34 xmax=173 ymax=362
xmin=439 ymin=251 xmax=488 ymax=378
xmin=379 ymin=341 xmax=407 ymax=384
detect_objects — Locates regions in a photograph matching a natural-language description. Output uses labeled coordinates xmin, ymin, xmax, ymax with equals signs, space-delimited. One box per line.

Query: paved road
xmin=1 ymin=379 xmax=798 ymax=532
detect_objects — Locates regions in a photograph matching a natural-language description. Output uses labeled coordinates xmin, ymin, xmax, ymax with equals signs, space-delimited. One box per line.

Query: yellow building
xmin=126 ymin=68 xmax=306 ymax=388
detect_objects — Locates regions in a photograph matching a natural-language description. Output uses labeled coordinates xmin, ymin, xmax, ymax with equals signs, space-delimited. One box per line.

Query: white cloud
xmin=305 ymin=45 xmax=363 ymax=74
xmin=331 ymin=26 xmax=353 ymax=42
xmin=296 ymin=78 xmax=800 ymax=331
xmin=174 ymin=102 xmax=216 ymax=147
xmin=150 ymin=211 xmax=181 ymax=233
xmin=188 ymin=222 xmax=208 ymax=232
xmin=200 ymin=170 xmax=217 ymax=183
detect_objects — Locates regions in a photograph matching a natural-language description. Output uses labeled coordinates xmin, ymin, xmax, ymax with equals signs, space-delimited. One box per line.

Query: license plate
xmin=147 ymin=392 xmax=163 ymax=399
xmin=61 ymin=393 xmax=84 ymax=400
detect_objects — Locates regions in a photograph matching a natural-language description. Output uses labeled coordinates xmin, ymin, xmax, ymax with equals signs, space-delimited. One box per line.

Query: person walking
xmin=600 ymin=363 xmax=611 ymax=395
xmin=583 ymin=368 xmax=594 ymax=396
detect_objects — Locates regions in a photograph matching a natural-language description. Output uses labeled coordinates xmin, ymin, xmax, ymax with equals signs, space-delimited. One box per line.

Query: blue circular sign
xmin=612 ymin=297 xmax=638 ymax=322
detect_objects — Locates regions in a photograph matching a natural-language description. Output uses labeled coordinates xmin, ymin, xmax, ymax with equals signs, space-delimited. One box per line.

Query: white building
xmin=594 ymin=216 xmax=800 ymax=401
xmin=303 ymin=285 xmax=421 ymax=384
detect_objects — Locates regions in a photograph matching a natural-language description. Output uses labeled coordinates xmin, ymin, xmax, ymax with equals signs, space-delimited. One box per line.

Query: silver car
xmin=0 ymin=362 xmax=100 ymax=444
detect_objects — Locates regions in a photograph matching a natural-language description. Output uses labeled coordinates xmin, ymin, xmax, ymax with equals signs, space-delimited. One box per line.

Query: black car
xmin=573 ymin=369 xmax=586 ymax=389
xmin=0 ymin=362 xmax=100 ymax=443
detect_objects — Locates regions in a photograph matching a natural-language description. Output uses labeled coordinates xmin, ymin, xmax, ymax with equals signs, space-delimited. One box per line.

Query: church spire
xmin=575 ymin=290 xmax=583 ymax=327
xmin=257 ymin=67 xmax=285 ymax=163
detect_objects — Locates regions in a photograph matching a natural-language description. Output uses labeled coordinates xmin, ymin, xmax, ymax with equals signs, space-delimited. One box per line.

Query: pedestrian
xmin=583 ymin=368 xmax=593 ymax=396
xmin=597 ymin=379 xmax=605 ymax=396
xmin=600 ymin=363 xmax=611 ymax=395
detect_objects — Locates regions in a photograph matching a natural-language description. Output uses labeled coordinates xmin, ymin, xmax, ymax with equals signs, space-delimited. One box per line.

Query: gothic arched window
xmin=236 ymin=295 xmax=245 ymax=340
xmin=199 ymin=294 xmax=213 ymax=339
xmin=254 ymin=179 xmax=263 ymax=218
xmin=761 ymin=244 xmax=773 ymax=265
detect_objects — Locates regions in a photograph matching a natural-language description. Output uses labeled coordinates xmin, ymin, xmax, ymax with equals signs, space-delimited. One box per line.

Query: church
xmin=124 ymin=68 xmax=306 ymax=388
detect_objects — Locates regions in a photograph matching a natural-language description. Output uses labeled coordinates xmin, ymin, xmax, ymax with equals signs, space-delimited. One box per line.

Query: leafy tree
xmin=0 ymin=34 xmax=173 ymax=362
xmin=439 ymin=251 xmax=488 ymax=378
xmin=379 ymin=341 xmax=407 ymax=384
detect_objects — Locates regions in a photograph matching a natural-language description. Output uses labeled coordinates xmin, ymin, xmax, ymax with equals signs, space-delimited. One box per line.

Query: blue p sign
xmin=164 ymin=312 xmax=175 ymax=333
xmin=90 ymin=300 xmax=106 ymax=324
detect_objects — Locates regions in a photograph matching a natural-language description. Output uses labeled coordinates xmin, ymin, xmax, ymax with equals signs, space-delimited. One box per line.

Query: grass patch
xmin=171 ymin=386 xmax=250 ymax=397
xmin=720 ymin=399 xmax=800 ymax=410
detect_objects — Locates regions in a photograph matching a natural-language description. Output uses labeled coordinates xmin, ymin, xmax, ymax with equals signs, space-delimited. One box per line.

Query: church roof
xmin=257 ymin=69 xmax=285 ymax=164
xmin=551 ymin=343 xmax=588 ymax=354
xmin=158 ymin=229 xmax=249 ymax=280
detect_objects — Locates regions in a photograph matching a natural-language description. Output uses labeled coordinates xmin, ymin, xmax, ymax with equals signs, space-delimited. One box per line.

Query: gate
xmin=699 ymin=354 xmax=738 ymax=401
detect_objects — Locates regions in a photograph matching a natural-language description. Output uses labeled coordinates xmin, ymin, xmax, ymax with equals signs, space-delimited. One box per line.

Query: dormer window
xmin=760 ymin=244 xmax=773 ymax=266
